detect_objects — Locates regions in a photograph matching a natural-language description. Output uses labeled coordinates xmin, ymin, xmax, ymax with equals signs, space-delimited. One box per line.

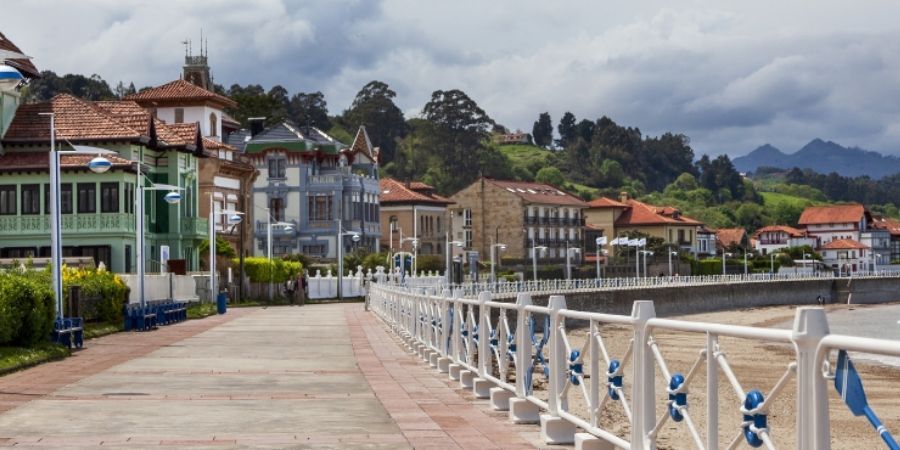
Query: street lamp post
xmin=41 ymin=113 xmax=118 ymax=321
xmin=668 ymin=250 xmax=678 ymax=277
xmin=264 ymin=211 xmax=293 ymax=300
xmin=722 ymin=250 xmax=733 ymax=275
xmin=595 ymin=236 xmax=607 ymax=280
xmin=490 ymin=242 xmax=507 ymax=287
xmin=566 ymin=245 xmax=580 ymax=280
xmin=531 ymin=240 xmax=547 ymax=283
xmin=336 ymin=218 xmax=361 ymax=300
xmin=803 ymin=253 xmax=811 ymax=275
xmin=641 ymin=250 xmax=653 ymax=278
xmin=444 ymin=232 xmax=463 ymax=285
xmin=744 ymin=251 xmax=754 ymax=275
xmin=207 ymin=193 xmax=243 ymax=309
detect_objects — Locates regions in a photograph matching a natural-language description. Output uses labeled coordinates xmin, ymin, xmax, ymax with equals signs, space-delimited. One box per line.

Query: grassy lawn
xmin=760 ymin=191 xmax=824 ymax=209
xmin=0 ymin=343 xmax=69 ymax=375
xmin=187 ymin=302 xmax=218 ymax=320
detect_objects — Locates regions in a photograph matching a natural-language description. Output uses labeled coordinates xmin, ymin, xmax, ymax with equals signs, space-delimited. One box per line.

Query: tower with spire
xmin=182 ymin=30 xmax=211 ymax=90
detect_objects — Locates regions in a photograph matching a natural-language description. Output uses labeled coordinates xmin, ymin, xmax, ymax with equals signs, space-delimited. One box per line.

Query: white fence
xmin=305 ymin=267 xmax=445 ymax=300
xmin=442 ymin=271 xmax=900 ymax=299
xmin=368 ymin=283 xmax=900 ymax=449
xmin=119 ymin=274 xmax=202 ymax=304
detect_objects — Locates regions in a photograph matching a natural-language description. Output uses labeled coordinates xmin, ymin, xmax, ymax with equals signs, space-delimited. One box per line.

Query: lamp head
xmin=499 ymin=244 xmax=507 ymax=251
xmin=0 ymin=64 xmax=24 ymax=93
xmin=163 ymin=191 xmax=182 ymax=204
xmin=284 ymin=225 xmax=294 ymax=232
xmin=352 ymin=234 xmax=361 ymax=242
xmin=88 ymin=155 xmax=112 ymax=173
xmin=228 ymin=214 xmax=243 ymax=225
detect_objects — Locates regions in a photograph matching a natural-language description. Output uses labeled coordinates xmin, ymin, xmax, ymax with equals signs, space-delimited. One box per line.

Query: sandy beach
xmin=522 ymin=302 xmax=900 ymax=449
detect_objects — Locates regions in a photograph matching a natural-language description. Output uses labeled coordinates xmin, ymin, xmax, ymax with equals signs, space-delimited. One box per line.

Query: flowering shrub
xmin=62 ymin=266 xmax=127 ymax=325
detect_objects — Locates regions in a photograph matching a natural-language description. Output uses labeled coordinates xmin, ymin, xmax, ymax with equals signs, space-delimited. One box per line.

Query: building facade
xmin=0 ymin=94 xmax=208 ymax=272
xmin=449 ymin=178 xmax=587 ymax=263
xmin=244 ymin=123 xmax=380 ymax=259
xmin=752 ymin=225 xmax=817 ymax=255
xmin=584 ymin=192 xmax=703 ymax=255
xmin=0 ymin=32 xmax=40 ymax=141
xmin=126 ymin=58 xmax=256 ymax=260
xmin=379 ymin=178 xmax=453 ymax=256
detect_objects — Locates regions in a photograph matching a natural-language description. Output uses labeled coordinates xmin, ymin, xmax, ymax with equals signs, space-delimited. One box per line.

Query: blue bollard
xmin=217 ymin=292 xmax=227 ymax=314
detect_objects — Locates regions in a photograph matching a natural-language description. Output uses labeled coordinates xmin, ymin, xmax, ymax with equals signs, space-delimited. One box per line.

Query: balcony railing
xmin=180 ymin=217 xmax=208 ymax=236
xmin=0 ymin=213 xmax=137 ymax=235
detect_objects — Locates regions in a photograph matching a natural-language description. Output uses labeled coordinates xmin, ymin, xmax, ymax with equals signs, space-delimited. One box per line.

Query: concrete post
xmin=630 ymin=300 xmax=657 ymax=450
xmin=510 ymin=292 xmax=540 ymax=423
xmin=793 ymin=307 xmax=830 ymax=450
xmin=437 ymin=288 xmax=452 ymax=372
xmin=541 ymin=295 xmax=575 ymax=444
xmin=474 ymin=291 xmax=494 ymax=398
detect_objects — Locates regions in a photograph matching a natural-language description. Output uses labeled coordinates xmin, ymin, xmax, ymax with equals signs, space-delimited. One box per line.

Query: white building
xmin=752 ymin=225 xmax=817 ymax=255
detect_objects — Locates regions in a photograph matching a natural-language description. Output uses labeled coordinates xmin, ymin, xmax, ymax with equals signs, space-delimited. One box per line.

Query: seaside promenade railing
xmin=368 ymin=282 xmax=900 ymax=450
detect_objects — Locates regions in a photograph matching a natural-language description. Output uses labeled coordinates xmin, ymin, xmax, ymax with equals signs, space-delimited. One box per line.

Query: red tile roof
xmin=716 ymin=228 xmax=748 ymax=247
xmin=125 ymin=79 xmax=237 ymax=108
xmin=872 ymin=217 xmax=900 ymax=237
xmin=0 ymin=31 xmax=39 ymax=78
xmin=821 ymin=239 xmax=868 ymax=250
xmin=380 ymin=178 xmax=454 ymax=205
xmin=0 ymin=151 xmax=135 ymax=173
xmin=753 ymin=225 xmax=807 ymax=238
xmin=485 ymin=179 xmax=587 ymax=207
xmin=798 ymin=204 xmax=866 ymax=225
xmin=202 ymin=138 xmax=236 ymax=152
xmin=612 ymin=199 xmax=702 ymax=226
xmin=588 ymin=197 xmax=629 ymax=208
xmin=345 ymin=126 xmax=377 ymax=162
xmin=4 ymin=94 xmax=144 ymax=142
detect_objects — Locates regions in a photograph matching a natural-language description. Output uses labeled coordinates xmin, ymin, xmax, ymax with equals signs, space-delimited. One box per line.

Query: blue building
xmin=235 ymin=122 xmax=380 ymax=260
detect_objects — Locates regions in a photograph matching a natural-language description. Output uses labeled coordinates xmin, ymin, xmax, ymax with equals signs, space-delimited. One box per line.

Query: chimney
xmin=248 ymin=117 xmax=266 ymax=137
xmin=619 ymin=191 xmax=629 ymax=203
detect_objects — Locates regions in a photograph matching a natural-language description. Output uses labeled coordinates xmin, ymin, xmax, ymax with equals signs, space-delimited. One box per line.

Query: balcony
xmin=180 ymin=217 xmax=209 ymax=237
xmin=0 ymin=213 xmax=137 ymax=235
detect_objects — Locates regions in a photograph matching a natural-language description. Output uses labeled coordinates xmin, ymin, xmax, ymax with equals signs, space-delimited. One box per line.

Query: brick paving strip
xmin=345 ymin=304 xmax=551 ymax=450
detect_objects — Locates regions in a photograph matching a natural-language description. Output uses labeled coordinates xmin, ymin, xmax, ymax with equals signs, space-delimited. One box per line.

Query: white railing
xmin=368 ymin=283 xmax=900 ymax=449
xmin=439 ymin=271 xmax=900 ymax=299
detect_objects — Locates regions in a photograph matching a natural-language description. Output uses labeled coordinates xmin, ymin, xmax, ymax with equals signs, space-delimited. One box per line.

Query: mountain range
xmin=732 ymin=139 xmax=900 ymax=179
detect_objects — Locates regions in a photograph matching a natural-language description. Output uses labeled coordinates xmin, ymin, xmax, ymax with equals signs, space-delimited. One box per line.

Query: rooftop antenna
xmin=182 ymin=39 xmax=189 ymax=57
xmin=200 ymin=28 xmax=204 ymax=57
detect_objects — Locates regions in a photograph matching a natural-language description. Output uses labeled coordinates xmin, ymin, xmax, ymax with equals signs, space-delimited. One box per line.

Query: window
xmin=21 ymin=184 xmax=40 ymax=215
xmin=268 ymin=158 xmax=286 ymax=179
xmin=77 ymin=183 xmax=97 ymax=213
xmin=309 ymin=194 xmax=332 ymax=221
xmin=269 ymin=197 xmax=284 ymax=221
xmin=174 ymin=108 xmax=184 ymax=123
xmin=209 ymin=113 xmax=218 ymax=137
xmin=124 ymin=183 xmax=134 ymax=214
xmin=0 ymin=185 xmax=15 ymax=215
xmin=463 ymin=209 xmax=472 ymax=227
xmin=101 ymin=183 xmax=119 ymax=213
xmin=44 ymin=183 xmax=73 ymax=214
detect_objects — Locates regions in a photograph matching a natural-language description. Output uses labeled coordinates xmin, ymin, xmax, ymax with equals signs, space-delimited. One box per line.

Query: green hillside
xmin=760 ymin=191 xmax=824 ymax=209
xmin=497 ymin=144 xmax=556 ymax=174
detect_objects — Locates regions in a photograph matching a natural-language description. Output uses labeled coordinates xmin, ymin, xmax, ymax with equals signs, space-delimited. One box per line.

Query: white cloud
xmin=5 ymin=0 xmax=900 ymax=158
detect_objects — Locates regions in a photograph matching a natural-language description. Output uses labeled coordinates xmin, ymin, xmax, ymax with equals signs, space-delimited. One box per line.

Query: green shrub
xmin=0 ymin=271 xmax=55 ymax=346
xmin=65 ymin=267 xmax=127 ymax=325
xmin=415 ymin=255 xmax=443 ymax=273
xmin=235 ymin=257 xmax=302 ymax=283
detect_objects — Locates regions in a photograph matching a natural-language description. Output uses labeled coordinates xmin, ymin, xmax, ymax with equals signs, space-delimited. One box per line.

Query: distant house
xmin=752 ymin=225 xmax=816 ymax=255
xmin=449 ymin=178 xmax=587 ymax=262
xmin=798 ymin=204 xmax=889 ymax=273
xmin=819 ymin=239 xmax=869 ymax=274
xmin=696 ymin=226 xmax=717 ymax=257
xmin=491 ymin=131 xmax=530 ymax=145
xmin=585 ymin=192 xmax=704 ymax=255
xmin=379 ymin=178 xmax=454 ymax=256
xmin=871 ymin=216 xmax=900 ymax=262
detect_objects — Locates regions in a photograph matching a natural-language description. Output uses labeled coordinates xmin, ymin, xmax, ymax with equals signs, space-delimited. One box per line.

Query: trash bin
xmin=216 ymin=292 xmax=228 ymax=314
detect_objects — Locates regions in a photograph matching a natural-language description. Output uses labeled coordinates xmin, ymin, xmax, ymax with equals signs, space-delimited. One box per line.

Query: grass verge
xmin=84 ymin=322 xmax=121 ymax=340
xmin=187 ymin=302 xmax=217 ymax=320
xmin=0 ymin=343 xmax=69 ymax=375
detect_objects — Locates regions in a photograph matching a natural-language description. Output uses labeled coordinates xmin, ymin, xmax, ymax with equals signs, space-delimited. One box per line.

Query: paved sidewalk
xmin=0 ymin=304 xmax=548 ymax=449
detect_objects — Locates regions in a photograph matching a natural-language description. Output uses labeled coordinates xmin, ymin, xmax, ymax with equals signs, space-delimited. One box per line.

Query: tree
xmin=25 ymin=70 xmax=116 ymax=102
xmin=556 ymin=111 xmax=577 ymax=148
xmin=266 ymin=85 xmax=290 ymax=124
xmin=288 ymin=91 xmax=331 ymax=131
xmin=421 ymin=89 xmax=494 ymax=135
xmin=576 ymin=119 xmax=595 ymax=143
xmin=531 ymin=112 xmax=553 ymax=148
xmin=344 ymin=81 xmax=407 ymax=164
xmin=535 ymin=167 xmax=565 ymax=187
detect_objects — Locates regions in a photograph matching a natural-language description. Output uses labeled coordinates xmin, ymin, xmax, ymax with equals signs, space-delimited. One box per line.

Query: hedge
xmin=235 ymin=257 xmax=302 ymax=283
xmin=0 ymin=271 xmax=54 ymax=346
xmin=63 ymin=266 xmax=128 ymax=325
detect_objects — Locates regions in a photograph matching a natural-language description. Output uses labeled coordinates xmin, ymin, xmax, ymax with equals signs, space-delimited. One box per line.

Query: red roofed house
xmin=585 ymin=192 xmax=704 ymax=255
xmin=379 ymin=178 xmax=454 ymax=260
xmin=819 ymin=239 xmax=869 ymax=275
xmin=449 ymin=178 xmax=587 ymax=265
xmin=798 ymin=204 xmax=890 ymax=273
xmin=126 ymin=50 xmax=256 ymax=263
xmin=716 ymin=228 xmax=750 ymax=252
xmin=871 ymin=216 xmax=900 ymax=263
xmin=752 ymin=225 xmax=817 ymax=255
xmin=0 ymin=93 xmax=209 ymax=273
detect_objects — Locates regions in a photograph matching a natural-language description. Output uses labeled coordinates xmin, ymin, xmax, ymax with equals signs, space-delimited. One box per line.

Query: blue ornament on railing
xmin=569 ymin=350 xmax=583 ymax=385
xmin=667 ymin=373 xmax=687 ymax=422
xmin=742 ymin=389 xmax=767 ymax=448
xmin=607 ymin=359 xmax=623 ymax=400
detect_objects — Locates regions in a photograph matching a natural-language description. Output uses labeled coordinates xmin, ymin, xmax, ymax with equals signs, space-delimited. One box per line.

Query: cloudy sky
xmin=6 ymin=0 xmax=900 ymax=157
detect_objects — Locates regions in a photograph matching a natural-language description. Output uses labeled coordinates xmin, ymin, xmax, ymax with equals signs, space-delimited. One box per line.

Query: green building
xmin=0 ymin=94 xmax=208 ymax=273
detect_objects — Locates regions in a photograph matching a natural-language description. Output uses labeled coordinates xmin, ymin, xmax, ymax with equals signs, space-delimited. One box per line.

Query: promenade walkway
xmin=0 ymin=305 xmax=547 ymax=449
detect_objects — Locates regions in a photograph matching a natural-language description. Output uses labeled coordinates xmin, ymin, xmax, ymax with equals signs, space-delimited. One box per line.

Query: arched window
xmin=209 ymin=113 xmax=218 ymax=137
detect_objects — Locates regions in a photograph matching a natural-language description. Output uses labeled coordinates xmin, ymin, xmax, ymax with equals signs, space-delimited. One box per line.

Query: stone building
xmin=585 ymin=192 xmax=703 ymax=254
xmin=379 ymin=178 xmax=454 ymax=256
xmin=449 ymin=178 xmax=587 ymax=264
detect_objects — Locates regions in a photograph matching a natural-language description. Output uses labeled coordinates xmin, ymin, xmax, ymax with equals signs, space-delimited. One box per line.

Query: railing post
xmin=541 ymin=294 xmax=575 ymax=444
xmin=631 ymin=300 xmax=657 ymax=450
xmin=792 ymin=307 xmax=830 ymax=450
xmin=477 ymin=290 xmax=491 ymax=377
